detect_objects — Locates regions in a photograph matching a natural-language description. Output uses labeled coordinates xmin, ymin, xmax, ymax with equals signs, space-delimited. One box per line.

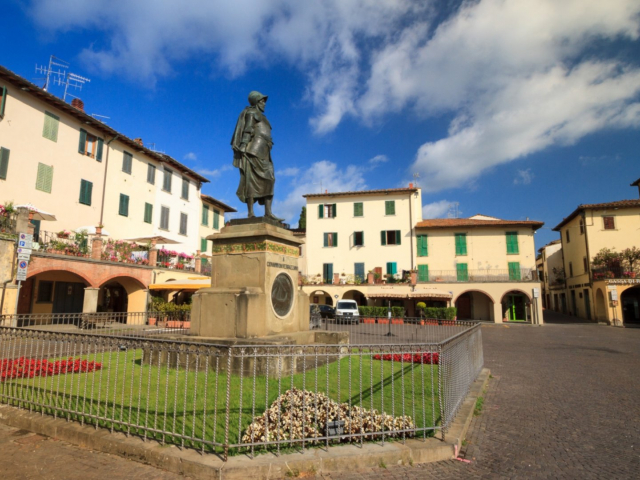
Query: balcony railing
xmin=156 ymin=250 xmax=195 ymax=271
xmin=420 ymin=268 xmax=537 ymax=283
xmin=592 ymin=266 xmax=640 ymax=281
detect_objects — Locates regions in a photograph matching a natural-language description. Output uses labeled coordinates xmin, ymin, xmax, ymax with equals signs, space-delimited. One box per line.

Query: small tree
xmin=298 ymin=206 xmax=306 ymax=229
xmin=621 ymin=246 xmax=640 ymax=273
xmin=591 ymin=248 xmax=622 ymax=270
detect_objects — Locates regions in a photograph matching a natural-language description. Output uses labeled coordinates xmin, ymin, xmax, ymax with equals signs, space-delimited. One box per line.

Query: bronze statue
xmin=231 ymin=91 xmax=283 ymax=221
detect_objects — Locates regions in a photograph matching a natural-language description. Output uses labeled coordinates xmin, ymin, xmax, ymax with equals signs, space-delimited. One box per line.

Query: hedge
xmin=357 ymin=306 xmax=455 ymax=319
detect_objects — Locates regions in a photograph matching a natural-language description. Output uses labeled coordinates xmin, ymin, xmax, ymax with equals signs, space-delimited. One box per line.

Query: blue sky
xmin=3 ymin=0 xmax=640 ymax=250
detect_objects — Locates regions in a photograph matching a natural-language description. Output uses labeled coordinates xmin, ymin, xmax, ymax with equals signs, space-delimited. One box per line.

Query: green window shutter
xmin=182 ymin=178 xmax=189 ymax=199
xmin=455 ymin=233 xmax=467 ymax=255
xmin=119 ymin=194 xmax=129 ymax=216
xmin=386 ymin=262 xmax=397 ymax=275
xmin=0 ymin=147 xmax=9 ymax=180
xmin=147 ymin=164 xmax=156 ymax=184
xmin=201 ymin=238 xmax=207 ymax=252
xmin=144 ymin=203 xmax=153 ymax=223
xmin=43 ymin=112 xmax=59 ymax=142
xmin=78 ymin=129 xmax=87 ymax=154
xmin=0 ymin=86 xmax=6 ymax=117
xmin=354 ymin=202 xmax=363 ymax=217
xmin=506 ymin=232 xmax=519 ymax=254
xmin=123 ymin=152 xmax=132 ymax=173
xmin=381 ymin=231 xmax=387 ymax=246
xmin=318 ymin=204 xmax=324 ymax=218
xmin=96 ymin=138 xmax=104 ymax=162
xmin=79 ymin=180 xmax=92 ymax=206
xmin=508 ymin=262 xmax=521 ymax=281
xmin=333 ymin=203 xmax=337 ymax=217
xmin=202 ymin=204 xmax=209 ymax=225
xmin=35 ymin=163 xmax=53 ymax=193
xmin=323 ymin=233 xmax=328 ymax=247
xmin=418 ymin=264 xmax=429 ymax=282
xmin=361 ymin=231 xmax=364 ymax=245
xmin=417 ymin=235 xmax=428 ymax=257
xmin=386 ymin=262 xmax=393 ymax=275
xmin=213 ymin=209 xmax=220 ymax=229
xmin=456 ymin=263 xmax=469 ymax=281
xmin=395 ymin=230 xmax=401 ymax=245
xmin=334 ymin=232 xmax=338 ymax=247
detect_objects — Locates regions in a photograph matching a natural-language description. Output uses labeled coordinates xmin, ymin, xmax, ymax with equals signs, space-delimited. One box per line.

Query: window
xmin=354 ymin=202 xmax=363 ymax=217
xmin=0 ymin=85 xmax=6 ymax=118
xmin=455 ymin=233 xmax=467 ymax=255
xmin=163 ymin=168 xmax=172 ymax=192
xmin=42 ymin=111 xmax=59 ymax=142
xmin=385 ymin=200 xmax=395 ymax=215
xmin=201 ymin=237 xmax=208 ymax=253
xmin=566 ymin=229 xmax=570 ymax=243
xmin=418 ymin=264 xmax=429 ymax=282
xmin=603 ymin=216 xmax=615 ymax=230
xmin=506 ymin=231 xmax=519 ymax=255
xmin=78 ymin=129 xmax=103 ymax=161
xmin=144 ymin=203 xmax=153 ymax=224
xmin=160 ymin=206 xmax=170 ymax=230
xmin=181 ymin=177 xmax=189 ymax=200
xmin=579 ymin=219 xmax=585 ymax=234
xmin=0 ymin=147 xmax=9 ymax=180
xmin=35 ymin=163 xmax=53 ymax=193
xmin=323 ymin=263 xmax=333 ymax=283
xmin=147 ymin=164 xmax=156 ymax=184
xmin=179 ymin=213 xmax=188 ymax=235
xmin=417 ymin=234 xmax=428 ymax=257
xmin=318 ymin=203 xmax=337 ymax=218
xmin=380 ymin=230 xmax=401 ymax=245
xmin=36 ymin=281 xmax=54 ymax=303
xmin=323 ymin=232 xmax=338 ymax=247
xmin=213 ymin=209 xmax=220 ymax=229
xmin=508 ymin=262 xmax=521 ymax=281
xmin=456 ymin=263 xmax=469 ymax=281
xmin=79 ymin=180 xmax=93 ymax=206
xmin=386 ymin=262 xmax=397 ymax=275
xmin=118 ymin=194 xmax=129 ymax=217
xmin=569 ymin=262 xmax=573 ymax=277
xmin=354 ymin=263 xmax=365 ymax=282
xmin=353 ymin=231 xmax=364 ymax=246
xmin=122 ymin=151 xmax=133 ymax=174
xmin=202 ymin=204 xmax=209 ymax=226
xmin=583 ymin=257 xmax=588 ymax=273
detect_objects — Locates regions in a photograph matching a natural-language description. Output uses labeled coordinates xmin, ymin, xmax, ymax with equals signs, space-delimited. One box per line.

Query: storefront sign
xmin=606 ymin=279 xmax=640 ymax=285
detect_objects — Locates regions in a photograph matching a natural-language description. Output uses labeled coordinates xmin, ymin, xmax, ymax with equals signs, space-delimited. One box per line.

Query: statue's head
xmin=248 ymin=91 xmax=268 ymax=106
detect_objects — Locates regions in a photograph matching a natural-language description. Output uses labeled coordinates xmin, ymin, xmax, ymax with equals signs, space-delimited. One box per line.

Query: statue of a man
xmin=231 ymin=91 xmax=283 ymax=221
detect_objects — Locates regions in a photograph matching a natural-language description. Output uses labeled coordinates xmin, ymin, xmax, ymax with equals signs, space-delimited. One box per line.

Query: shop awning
xmin=365 ymin=287 xmax=452 ymax=300
xmin=149 ymin=278 xmax=210 ymax=290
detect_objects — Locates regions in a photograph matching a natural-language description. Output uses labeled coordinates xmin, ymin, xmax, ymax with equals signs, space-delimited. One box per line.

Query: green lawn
xmin=2 ymin=348 xmax=441 ymax=455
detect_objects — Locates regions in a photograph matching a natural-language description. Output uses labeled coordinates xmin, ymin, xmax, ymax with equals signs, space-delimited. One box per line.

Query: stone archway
xmin=342 ymin=289 xmax=367 ymax=306
xmin=454 ymin=290 xmax=495 ymax=321
xmin=98 ymin=276 xmax=147 ymax=319
xmin=595 ymin=288 xmax=607 ymax=323
xmin=309 ymin=290 xmax=334 ymax=306
xmin=621 ymin=286 xmax=640 ymax=325
xmin=501 ymin=290 xmax=531 ymax=322
xmin=21 ymin=270 xmax=90 ymax=316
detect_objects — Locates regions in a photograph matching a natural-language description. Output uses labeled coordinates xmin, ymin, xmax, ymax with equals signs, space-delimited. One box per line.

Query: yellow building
xmin=553 ymin=198 xmax=640 ymax=325
xmin=537 ymin=240 xmax=565 ymax=313
xmin=301 ymin=186 xmax=544 ymax=323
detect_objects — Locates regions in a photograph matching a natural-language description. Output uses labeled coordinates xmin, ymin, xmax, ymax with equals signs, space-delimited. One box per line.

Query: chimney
xmin=71 ymin=98 xmax=84 ymax=112
xmin=134 ymin=138 xmax=143 ymax=146
xmin=325 ymin=189 xmax=328 ymax=194
xmin=409 ymin=183 xmax=413 ymax=188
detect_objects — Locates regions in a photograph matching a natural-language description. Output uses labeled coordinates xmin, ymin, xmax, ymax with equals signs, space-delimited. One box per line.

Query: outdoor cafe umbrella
xmin=123 ymin=235 xmax=182 ymax=246
xmin=76 ymin=226 xmax=111 ymax=236
xmin=14 ymin=203 xmax=57 ymax=221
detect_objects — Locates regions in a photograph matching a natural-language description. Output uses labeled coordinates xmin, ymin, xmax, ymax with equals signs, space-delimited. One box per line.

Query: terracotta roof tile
xmin=200 ymin=195 xmax=237 ymax=213
xmin=303 ymin=187 xmax=418 ymax=198
xmin=553 ymin=199 xmax=640 ymax=230
xmin=416 ymin=218 xmax=543 ymax=230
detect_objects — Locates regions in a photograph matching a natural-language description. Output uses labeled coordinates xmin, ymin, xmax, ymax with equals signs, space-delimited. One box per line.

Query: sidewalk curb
xmin=0 ymin=368 xmax=490 ymax=479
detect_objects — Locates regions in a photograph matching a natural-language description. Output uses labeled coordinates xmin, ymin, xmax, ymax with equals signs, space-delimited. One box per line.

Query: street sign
xmin=18 ymin=232 xmax=33 ymax=249
xmin=19 ymin=232 xmax=33 ymax=242
xmin=532 ymin=288 xmax=540 ymax=298
xmin=17 ymin=247 xmax=32 ymax=255
xmin=17 ymin=270 xmax=27 ymax=281
xmin=17 ymin=260 xmax=28 ymax=281
xmin=17 ymin=253 xmax=30 ymax=261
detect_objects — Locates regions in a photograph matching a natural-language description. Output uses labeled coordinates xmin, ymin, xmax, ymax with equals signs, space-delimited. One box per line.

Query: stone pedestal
xmin=191 ymin=220 xmax=309 ymax=339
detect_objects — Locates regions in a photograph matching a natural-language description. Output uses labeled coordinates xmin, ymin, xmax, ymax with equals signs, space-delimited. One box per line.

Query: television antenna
xmin=35 ymin=55 xmax=69 ymax=91
xmin=447 ymin=202 xmax=460 ymax=219
xmin=54 ymin=72 xmax=91 ymax=102
xmin=412 ymin=172 xmax=420 ymax=187
xmin=90 ymin=114 xmax=110 ymax=123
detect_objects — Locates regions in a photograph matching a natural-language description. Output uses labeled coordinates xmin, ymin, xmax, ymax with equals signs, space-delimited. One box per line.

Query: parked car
xmin=335 ymin=300 xmax=359 ymax=324
xmin=318 ymin=304 xmax=335 ymax=319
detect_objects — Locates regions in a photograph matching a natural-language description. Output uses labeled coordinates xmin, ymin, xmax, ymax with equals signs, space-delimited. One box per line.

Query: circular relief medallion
xmin=271 ymin=273 xmax=294 ymax=317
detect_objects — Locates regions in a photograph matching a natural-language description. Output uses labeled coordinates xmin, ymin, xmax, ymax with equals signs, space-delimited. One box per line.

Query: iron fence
xmin=0 ymin=319 xmax=482 ymax=461
xmin=419 ymin=268 xmax=537 ymax=283
xmin=0 ymin=312 xmax=191 ymax=337
xmin=592 ymin=266 xmax=640 ymax=281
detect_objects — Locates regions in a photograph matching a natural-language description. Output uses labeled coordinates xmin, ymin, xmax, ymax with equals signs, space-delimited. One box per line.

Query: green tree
xmin=591 ymin=247 xmax=622 ymax=269
xmin=298 ymin=206 xmax=306 ymax=229
xmin=621 ymin=246 xmax=640 ymax=272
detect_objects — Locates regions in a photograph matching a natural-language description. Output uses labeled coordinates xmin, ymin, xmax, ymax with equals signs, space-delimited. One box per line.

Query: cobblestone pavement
xmin=1 ymin=311 xmax=640 ymax=479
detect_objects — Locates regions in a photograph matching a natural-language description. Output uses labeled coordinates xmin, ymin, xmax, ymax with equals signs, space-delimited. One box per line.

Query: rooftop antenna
xmin=313 ymin=180 xmax=323 ymax=193
xmin=446 ymin=202 xmax=460 ymax=219
xmin=90 ymin=114 xmax=110 ymax=123
xmin=55 ymin=72 xmax=91 ymax=102
xmin=147 ymin=143 xmax=165 ymax=153
xmin=35 ymin=55 xmax=69 ymax=91
xmin=412 ymin=172 xmax=420 ymax=187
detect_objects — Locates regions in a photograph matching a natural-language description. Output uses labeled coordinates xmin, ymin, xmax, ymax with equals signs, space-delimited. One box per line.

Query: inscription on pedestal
xmin=271 ymin=273 xmax=294 ymax=317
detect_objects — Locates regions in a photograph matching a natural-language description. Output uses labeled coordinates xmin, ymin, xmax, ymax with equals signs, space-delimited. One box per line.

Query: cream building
xmin=301 ymin=186 xmax=544 ymax=323
xmin=536 ymin=240 xmax=565 ymax=313
xmin=553 ymin=198 xmax=640 ymax=325
xmin=198 ymin=194 xmax=236 ymax=255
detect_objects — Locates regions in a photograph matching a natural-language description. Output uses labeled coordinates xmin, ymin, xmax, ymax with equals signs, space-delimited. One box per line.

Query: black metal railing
xmin=592 ymin=266 xmax=640 ymax=281
xmin=419 ymin=268 xmax=537 ymax=283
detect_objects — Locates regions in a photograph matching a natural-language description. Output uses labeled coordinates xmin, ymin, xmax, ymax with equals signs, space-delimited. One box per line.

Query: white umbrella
xmin=124 ymin=235 xmax=181 ymax=245
xmin=14 ymin=203 xmax=57 ymax=221
xmin=76 ymin=226 xmax=111 ymax=236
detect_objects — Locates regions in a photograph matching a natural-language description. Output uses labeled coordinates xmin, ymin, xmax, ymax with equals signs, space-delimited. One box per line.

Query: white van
xmin=335 ymin=300 xmax=359 ymax=324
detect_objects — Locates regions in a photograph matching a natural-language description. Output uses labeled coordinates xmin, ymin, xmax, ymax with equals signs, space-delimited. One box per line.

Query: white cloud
xmin=29 ymin=0 xmax=640 ymax=192
xmin=197 ymin=168 xmax=222 ymax=178
xmin=422 ymin=200 xmax=458 ymax=219
xmin=277 ymin=167 xmax=300 ymax=177
xmin=514 ymin=169 xmax=534 ymax=185
xmin=183 ymin=152 xmax=197 ymax=161
xmin=368 ymin=154 xmax=389 ymax=164
xmin=273 ymin=160 xmax=367 ymax=225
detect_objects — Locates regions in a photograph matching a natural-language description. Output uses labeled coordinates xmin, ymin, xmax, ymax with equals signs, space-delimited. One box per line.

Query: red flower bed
xmin=1 ymin=357 xmax=102 ymax=381
xmin=373 ymin=352 xmax=439 ymax=365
